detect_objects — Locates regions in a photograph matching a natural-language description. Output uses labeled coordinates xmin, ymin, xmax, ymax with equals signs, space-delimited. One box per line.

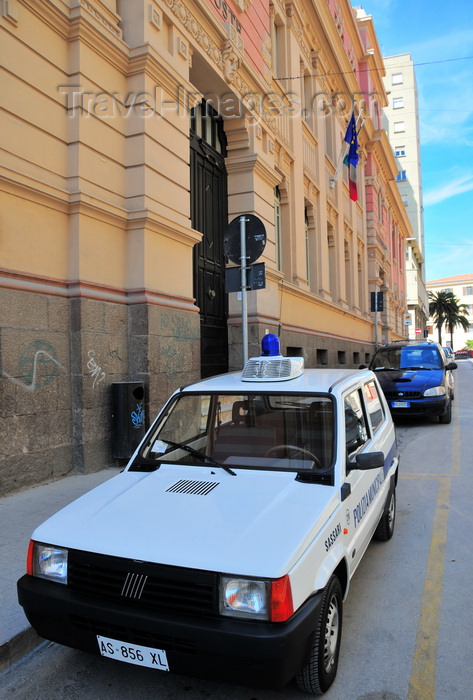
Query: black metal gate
xmin=190 ymin=102 xmax=228 ymax=378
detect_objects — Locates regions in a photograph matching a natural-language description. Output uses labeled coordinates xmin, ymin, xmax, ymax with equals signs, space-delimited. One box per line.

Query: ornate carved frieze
xmin=164 ymin=0 xmax=246 ymax=86
xmin=76 ymin=0 xmax=121 ymax=38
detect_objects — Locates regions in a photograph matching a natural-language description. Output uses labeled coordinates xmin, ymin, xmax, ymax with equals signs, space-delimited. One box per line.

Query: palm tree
xmin=445 ymin=298 xmax=470 ymax=349
xmin=429 ymin=290 xmax=469 ymax=348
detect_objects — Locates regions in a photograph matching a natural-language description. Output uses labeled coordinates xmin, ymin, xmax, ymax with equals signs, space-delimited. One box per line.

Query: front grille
xmin=68 ymin=550 xmax=218 ymax=618
xmin=384 ymin=390 xmax=422 ymax=400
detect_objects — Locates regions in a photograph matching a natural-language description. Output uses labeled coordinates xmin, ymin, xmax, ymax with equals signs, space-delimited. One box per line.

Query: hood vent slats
xmin=166 ymin=479 xmax=219 ymax=495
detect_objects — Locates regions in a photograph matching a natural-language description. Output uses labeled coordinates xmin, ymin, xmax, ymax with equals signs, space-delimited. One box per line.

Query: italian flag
xmin=343 ymin=112 xmax=359 ymax=202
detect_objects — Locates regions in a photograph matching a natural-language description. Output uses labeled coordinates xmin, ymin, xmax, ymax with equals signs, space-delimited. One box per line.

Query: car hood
xmin=374 ymin=368 xmax=444 ymax=392
xmin=32 ymin=465 xmax=338 ymax=579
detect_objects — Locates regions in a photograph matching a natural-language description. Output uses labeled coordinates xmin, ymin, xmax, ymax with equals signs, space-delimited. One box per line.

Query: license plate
xmin=97 ymin=635 xmax=169 ymax=671
xmin=392 ymin=400 xmax=410 ymax=408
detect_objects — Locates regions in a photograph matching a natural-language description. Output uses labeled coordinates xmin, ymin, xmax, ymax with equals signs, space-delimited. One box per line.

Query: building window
xmin=303 ymin=70 xmax=315 ymax=129
xmin=401 ymin=193 xmax=408 ymax=206
xmin=392 ymin=72 xmax=403 ymax=85
xmin=396 ymin=170 xmax=407 ymax=181
xmin=394 ymin=121 xmax=405 ymax=133
xmin=464 ymin=285 xmax=473 ymax=295
xmin=274 ymin=186 xmax=282 ymax=271
xmin=395 ymin=146 xmax=406 ymax=157
xmin=364 ymin=380 xmax=384 ymax=432
xmin=325 ymin=111 xmax=334 ymax=162
xmin=443 ymin=287 xmax=452 ymax=293
xmin=270 ymin=10 xmax=285 ymax=79
xmin=393 ymin=97 xmax=404 ymax=109
xmin=305 ymin=208 xmax=310 ymax=285
xmin=271 ymin=19 xmax=279 ymax=76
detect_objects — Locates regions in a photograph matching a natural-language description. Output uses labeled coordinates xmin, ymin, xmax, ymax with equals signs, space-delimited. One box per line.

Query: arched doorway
xmin=190 ymin=101 xmax=228 ymax=378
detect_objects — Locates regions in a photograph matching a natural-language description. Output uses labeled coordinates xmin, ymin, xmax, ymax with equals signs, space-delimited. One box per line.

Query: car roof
xmin=375 ymin=340 xmax=440 ymax=350
xmin=178 ymin=367 xmax=374 ymax=396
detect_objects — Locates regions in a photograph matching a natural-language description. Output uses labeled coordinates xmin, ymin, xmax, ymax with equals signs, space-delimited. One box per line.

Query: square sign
xmin=226 ymin=263 xmax=266 ymax=293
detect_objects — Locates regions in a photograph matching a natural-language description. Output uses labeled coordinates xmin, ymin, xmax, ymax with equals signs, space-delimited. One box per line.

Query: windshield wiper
xmin=161 ymin=439 xmax=237 ymax=476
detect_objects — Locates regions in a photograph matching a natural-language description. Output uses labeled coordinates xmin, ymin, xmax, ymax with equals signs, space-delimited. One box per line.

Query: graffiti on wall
xmin=131 ymin=403 xmax=145 ymax=429
xmin=86 ymin=350 xmax=106 ymax=389
xmin=1 ymin=340 xmax=65 ymax=392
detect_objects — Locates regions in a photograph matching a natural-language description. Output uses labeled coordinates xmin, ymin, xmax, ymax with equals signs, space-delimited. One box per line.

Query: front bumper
xmin=18 ymin=574 xmax=323 ymax=688
xmin=388 ymin=396 xmax=448 ymax=418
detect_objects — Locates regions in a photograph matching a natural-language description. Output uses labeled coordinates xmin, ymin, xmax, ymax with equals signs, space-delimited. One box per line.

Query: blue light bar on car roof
xmin=261 ymin=334 xmax=281 ymax=356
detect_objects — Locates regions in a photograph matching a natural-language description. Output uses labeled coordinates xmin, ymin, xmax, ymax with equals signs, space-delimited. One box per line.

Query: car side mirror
xmin=348 ymin=451 xmax=385 ymax=471
xmin=446 ymin=362 xmax=457 ymax=370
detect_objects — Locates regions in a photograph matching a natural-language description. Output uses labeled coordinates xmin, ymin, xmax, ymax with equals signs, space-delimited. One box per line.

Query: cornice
xmin=0 ymin=168 xmax=69 ymax=213
xmin=68 ymin=6 xmax=129 ymax=75
xmin=127 ymin=209 xmax=202 ymax=247
xmin=69 ymin=191 xmax=127 ymax=227
xmin=225 ymin=152 xmax=280 ymax=189
xmin=71 ymin=0 xmax=122 ymax=40
xmin=18 ymin=0 xmax=70 ymax=39
xmin=127 ymin=44 xmax=195 ymax=100
xmin=0 ymin=267 xmax=199 ymax=313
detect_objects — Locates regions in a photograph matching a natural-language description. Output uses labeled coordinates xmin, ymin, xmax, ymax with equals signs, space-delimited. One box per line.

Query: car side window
xmin=344 ymin=389 xmax=368 ymax=457
xmin=363 ymin=380 xmax=384 ymax=432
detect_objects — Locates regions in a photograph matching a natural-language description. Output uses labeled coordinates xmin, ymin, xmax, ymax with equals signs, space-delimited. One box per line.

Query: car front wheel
xmin=295 ymin=575 xmax=343 ymax=695
xmin=439 ymin=398 xmax=452 ymax=424
xmin=374 ymin=486 xmax=396 ymax=541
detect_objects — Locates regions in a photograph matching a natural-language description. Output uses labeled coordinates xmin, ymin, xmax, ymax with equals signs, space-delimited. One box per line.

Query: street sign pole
xmin=240 ymin=215 xmax=248 ymax=365
xmin=224 ymin=214 xmax=266 ymax=368
xmin=374 ymin=288 xmax=378 ymax=348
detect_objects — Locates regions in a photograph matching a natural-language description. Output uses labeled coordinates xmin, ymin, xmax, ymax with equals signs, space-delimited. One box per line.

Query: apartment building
xmin=0 ymin=0 xmax=412 ymax=491
xmin=383 ymin=53 xmax=429 ymax=339
xmin=427 ymin=274 xmax=473 ymax=349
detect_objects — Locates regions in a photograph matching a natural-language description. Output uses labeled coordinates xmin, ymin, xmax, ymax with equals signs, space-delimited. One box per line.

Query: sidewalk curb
xmin=0 ymin=627 xmax=44 ymax=672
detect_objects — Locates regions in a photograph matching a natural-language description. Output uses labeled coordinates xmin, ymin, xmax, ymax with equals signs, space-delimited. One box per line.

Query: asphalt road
xmin=1 ymin=360 xmax=472 ymax=700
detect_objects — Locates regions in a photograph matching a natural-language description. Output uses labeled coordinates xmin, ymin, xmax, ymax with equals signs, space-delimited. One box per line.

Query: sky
xmin=352 ymin=0 xmax=473 ymax=282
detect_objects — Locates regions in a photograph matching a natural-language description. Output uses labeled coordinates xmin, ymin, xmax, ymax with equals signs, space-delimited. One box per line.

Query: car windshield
xmin=131 ymin=392 xmax=335 ymax=482
xmin=372 ymin=346 xmax=442 ymax=371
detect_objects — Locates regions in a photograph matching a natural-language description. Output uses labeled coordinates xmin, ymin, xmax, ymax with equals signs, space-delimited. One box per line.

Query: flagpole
xmin=329 ymin=141 xmax=349 ymax=189
xmin=329 ymin=112 xmax=364 ymax=190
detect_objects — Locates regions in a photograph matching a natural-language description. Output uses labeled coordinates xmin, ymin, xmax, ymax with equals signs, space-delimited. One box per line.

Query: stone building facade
xmin=0 ymin=0 xmax=411 ymax=492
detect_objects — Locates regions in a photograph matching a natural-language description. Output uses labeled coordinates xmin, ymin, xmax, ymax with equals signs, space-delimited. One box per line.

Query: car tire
xmin=295 ymin=575 xmax=343 ymax=695
xmin=439 ymin=399 xmax=452 ymax=424
xmin=374 ymin=486 xmax=396 ymax=541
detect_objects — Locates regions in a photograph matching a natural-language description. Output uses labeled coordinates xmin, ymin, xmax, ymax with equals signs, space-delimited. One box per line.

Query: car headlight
xmin=219 ymin=574 xmax=293 ymax=622
xmin=424 ymin=386 xmax=446 ymax=397
xmin=27 ymin=541 xmax=68 ymax=584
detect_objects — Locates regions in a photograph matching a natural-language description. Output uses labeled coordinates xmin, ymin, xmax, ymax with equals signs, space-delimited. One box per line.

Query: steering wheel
xmin=264 ymin=444 xmax=322 ymax=469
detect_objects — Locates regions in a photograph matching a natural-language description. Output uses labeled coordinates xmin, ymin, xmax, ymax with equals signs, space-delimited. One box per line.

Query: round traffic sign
xmin=223 ymin=214 xmax=267 ymax=265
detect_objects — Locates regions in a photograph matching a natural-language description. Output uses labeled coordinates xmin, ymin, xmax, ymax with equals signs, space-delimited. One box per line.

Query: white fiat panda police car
xmin=18 ymin=336 xmax=399 ymax=695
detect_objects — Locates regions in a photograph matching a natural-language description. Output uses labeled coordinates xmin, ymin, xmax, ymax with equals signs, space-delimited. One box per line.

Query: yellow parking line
xmin=406 ymin=371 xmax=462 ymax=697
xmin=407 ymin=476 xmax=450 ymax=700
xmin=451 ymin=415 xmax=461 ymax=476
